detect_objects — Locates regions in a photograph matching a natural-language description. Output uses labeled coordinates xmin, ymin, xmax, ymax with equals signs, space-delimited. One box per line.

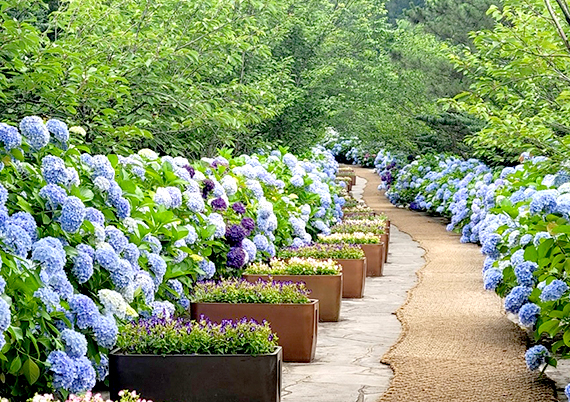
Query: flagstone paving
xmin=281 ymin=176 xmax=425 ymax=402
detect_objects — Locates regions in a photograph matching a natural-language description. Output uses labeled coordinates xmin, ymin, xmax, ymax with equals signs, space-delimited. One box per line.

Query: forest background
xmin=3 ymin=0 xmax=570 ymax=165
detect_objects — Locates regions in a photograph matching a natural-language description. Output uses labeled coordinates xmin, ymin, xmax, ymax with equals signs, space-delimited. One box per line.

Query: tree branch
xmin=544 ymin=0 xmax=570 ymax=53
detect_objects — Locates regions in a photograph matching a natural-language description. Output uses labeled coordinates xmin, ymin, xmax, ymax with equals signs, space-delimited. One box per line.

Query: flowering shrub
xmin=317 ymin=233 xmax=380 ymax=244
xmin=27 ymin=390 xmax=150 ymax=402
xmin=331 ymin=219 xmax=387 ymax=235
xmin=191 ymin=279 xmax=311 ymax=304
xmin=374 ymin=147 xmax=570 ymax=389
xmin=0 ymin=116 xmax=344 ymax=398
xmin=374 ymin=150 xmax=401 ymax=190
xmin=116 ymin=316 xmax=277 ymax=355
xmin=244 ymin=258 xmax=341 ymax=275
xmin=278 ymin=243 xmax=365 ymax=260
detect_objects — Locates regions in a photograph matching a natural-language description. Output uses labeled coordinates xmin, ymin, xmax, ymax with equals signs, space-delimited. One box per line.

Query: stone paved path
xmin=281 ymin=176 xmax=425 ymax=402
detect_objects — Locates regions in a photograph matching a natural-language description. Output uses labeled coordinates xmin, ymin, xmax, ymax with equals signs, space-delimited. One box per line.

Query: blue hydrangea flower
xmin=483 ymin=269 xmax=503 ymax=290
xmin=46 ymin=350 xmax=76 ymax=390
xmin=61 ymin=329 xmax=88 ymax=358
xmin=91 ymin=155 xmax=115 ymax=180
xmin=9 ymin=211 xmax=37 ymax=242
xmin=154 ymin=187 xmax=172 ymax=208
xmin=197 ymin=258 xmax=216 ymax=281
xmin=69 ymin=294 xmax=98 ymax=329
xmin=481 ymin=233 xmax=501 ymax=258
xmin=48 ymin=272 xmax=74 ymax=300
xmin=72 ymin=252 xmax=93 ymax=284
xmin=40 ymin=184 xmax=67 ymax=209
xmin=32 ymin=238 xmax=66 ymax=274
xmin=95 ymin=245 xmax=119 ymax=271
xmin=0 ymin=276 xmax=5 ymax=294
xmin=147 ymin=253 xmax=166 ymax=286
xmin=41 ymin=155 xmax=69 ymax=185
xmin=565 ymin=383 xmax=570 ymax=401
xmin=525 ymin=345 xmax=549 ymax=371
xmin=504 ymin=286 xmax=532 ymax=314
xmin=135 ymin=271 xmax=155 ymax=304
xmin=34 ymin=287 xmax=61 ymax=313
xmin=105 ymin=226 xmax=128 ymax=253
xmin=515 ymin=265 xmax=535 ymax=287
xmin=185 ymin=192 xmax=205 ymax=213
xmin=70 ymin=356 xmax=96 ymax=393
xmin=2 ymin=223 xmax=32 ymax=257
xmin=76 ymin=243 xmax=94 ymax=258
xmin=0 ymin=123 xmax=22 ymax=150
xmin=122 ymin=243 xmax=140 ymax=267
xmin=519 ymin=303 xmax=541 ymax=327
xmin=92 ymin=314 xmax=118 ymax=349
xmin=60 ymin=196 xmax=86 ymax=233
xmin=540 ymin=279 xmax=568 ymax=302
xmin=253 ymin=234 xmax=269 ymax=252
xmin=93 ymin=354 xmax=109 ymax=381
xmin=84 ymin=207 xmax=105 ymax=226
xmin=186 ymin=226 xmax=198 ymax=245
xmin=242 ymin=238 xmax=257 ymax=262
xmin=112 ymin=196 xmax=129 ymax=220
xmin=46 ymin=119 xmax=69 ymax=144
xmin=0 ymin=298 xmax=10 ymax=332
xmin=20 ymin=116 xmax=49 ymax=150
xmin=143 ymin=234 xmax=162 ymax=254
xmin=529 ymin=190 xmax=558 ymax=215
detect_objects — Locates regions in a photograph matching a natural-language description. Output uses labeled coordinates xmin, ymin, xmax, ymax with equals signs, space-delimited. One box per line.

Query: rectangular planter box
xmin=380 ymin=233 xmax=389 ymax=263
xmin=333 ymin=258 xmax=366 ymax=298
xmin=360 ymin=243 xmax=384 ymax=277
xmin=109 ymin=347 xmax=282 ymax=402
xmin=191 ymin=301 xmax=318 ymax=363
xmin=243 ymin=274 xmax=342 ymax=322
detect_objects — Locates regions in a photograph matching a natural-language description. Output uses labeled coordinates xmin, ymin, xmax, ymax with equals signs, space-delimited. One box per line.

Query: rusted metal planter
xmin=380 ymin=233 xmax=389 ymax=263
xmin=243 ymin=274 xmax=342 ymax=322
xmin=109 ymin=347 xmax=282 ymax=402
xmin=360 ymin=243 xmax=385 ymax=277
xmin=191 ymin=301 xmax=318 ymax=363
xmin=333 ymin=258 xmax=366 ymax=298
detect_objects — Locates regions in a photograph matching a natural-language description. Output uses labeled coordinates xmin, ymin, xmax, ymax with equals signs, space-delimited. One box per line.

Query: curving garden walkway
xmin=353 ymin=167 xmax=558 ymax=402
xmin=282 ymin=177 xmax=425 ymax=401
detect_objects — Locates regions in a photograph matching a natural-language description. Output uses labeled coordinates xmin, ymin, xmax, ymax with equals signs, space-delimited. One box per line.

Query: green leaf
xmin=9 ymin=355 xmax=21 ymax=374
xmin=22 ymin=358 xmax=40 ymax=385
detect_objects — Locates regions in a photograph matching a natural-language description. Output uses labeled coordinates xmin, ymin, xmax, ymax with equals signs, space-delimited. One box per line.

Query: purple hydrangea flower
xmin=241 ymin=217 xmax=256 ymax=234
xmin=232 ymin=202 xmax=246 ymax=215
xmin=211 ymin=197 xmax=227 ymax=211
xmin=227 ymin=247 xmax=247 ymax=269
xmin=225 ymin=224 xmax=247 ymax=246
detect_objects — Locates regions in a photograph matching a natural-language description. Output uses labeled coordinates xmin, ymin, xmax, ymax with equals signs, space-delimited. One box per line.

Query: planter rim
xmin=191 ymin=299 xmax=319 ymax=306
xmin=244 ymin=273 xmax=342 ymax=278
xmin=110 ymin=346 xmax=282 ymax=358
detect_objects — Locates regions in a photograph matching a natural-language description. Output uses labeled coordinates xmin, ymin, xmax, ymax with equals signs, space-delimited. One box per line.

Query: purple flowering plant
xmin=116 ymin=316 xmax=278 ymax=356
xmin=244 ymin=257 xmax=341 ymax=275
xmin=278 ymin=243 xmax=365 ymax=260
xmin=192 ymin=279 xmax=311 ymax=304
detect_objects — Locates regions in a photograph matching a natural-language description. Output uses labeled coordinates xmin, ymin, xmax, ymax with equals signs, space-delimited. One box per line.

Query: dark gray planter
xmin=109 ymin=347 xmax=282 ymax=402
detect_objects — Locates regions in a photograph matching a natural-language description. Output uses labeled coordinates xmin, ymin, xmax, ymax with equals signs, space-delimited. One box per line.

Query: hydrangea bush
xmin=374 ymin=148 xmax=570 ymax=391
xmin=0 ymin=117 xmax=344 ymax=399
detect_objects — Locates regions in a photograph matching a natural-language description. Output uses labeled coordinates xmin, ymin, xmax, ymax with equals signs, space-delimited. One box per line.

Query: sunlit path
xmin=282 ymin=176 xmax=424 ymax=401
